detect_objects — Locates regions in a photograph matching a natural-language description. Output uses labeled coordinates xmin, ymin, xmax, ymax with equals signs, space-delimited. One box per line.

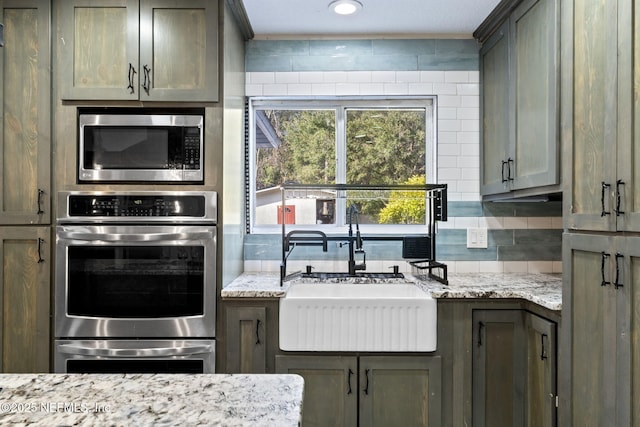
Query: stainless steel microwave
xmin=78 ymin=113 xmax=204 ymax=182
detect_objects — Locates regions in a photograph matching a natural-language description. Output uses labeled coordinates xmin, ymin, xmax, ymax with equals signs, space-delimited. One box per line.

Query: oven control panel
xmin=58 ymin=192 xmax=217 ymax=223
xmin=69 ymin=195 xmax=206 ymax=217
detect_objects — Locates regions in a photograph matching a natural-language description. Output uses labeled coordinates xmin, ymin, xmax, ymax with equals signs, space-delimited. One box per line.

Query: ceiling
xmin=241 ymin=0 xmax=502 ymax=39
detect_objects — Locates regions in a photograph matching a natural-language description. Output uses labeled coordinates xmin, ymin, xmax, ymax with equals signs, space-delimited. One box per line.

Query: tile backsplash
xmin=243 ymin=39 xmax=562 ymax=274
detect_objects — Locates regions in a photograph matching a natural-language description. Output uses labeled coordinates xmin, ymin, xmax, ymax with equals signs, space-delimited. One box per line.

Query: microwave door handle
xmin=57 ymin=231 xmax=214 ymax=242
xmin=57 ymin=343 xmax=213 ymax=358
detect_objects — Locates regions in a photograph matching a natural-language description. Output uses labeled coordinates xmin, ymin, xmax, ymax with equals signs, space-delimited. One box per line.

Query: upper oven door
xmin=78 ymin=114 xmax=203 ymax=182
xmin=55 ymin=225 xmax=216 ymax=338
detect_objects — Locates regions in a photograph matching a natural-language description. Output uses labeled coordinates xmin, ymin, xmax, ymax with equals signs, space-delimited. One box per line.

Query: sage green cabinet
xmin=276 ymin=354 xmax=442 ymax=427
xmin=276 ymin=355 xmax=357 ymax=427
xmin=479 ymin=0 xmax=560 ymax=197
xmin=480 ymin=21 xmax=510 ymax=196
xmin=473 ymin=309 xmax=557 ymax=427
xmin=561 ymin=233 xmax=639 ymax=426
xmin=0 ymin=0 xmax=50 ymax=225
xmin=59 ymin=0 xmax=218 ymax=102
xmin=222 ymin=299 xmax=280 ymax=374
xmin=473 ymin=310 xmax=526 ymax=427
xmin=0 ymin=227 xmax=50 ymax=372
xmin=563 ymin=0 xmax=640 ymax=232
xmin=224 ymin=306 xmax=266 ymax=373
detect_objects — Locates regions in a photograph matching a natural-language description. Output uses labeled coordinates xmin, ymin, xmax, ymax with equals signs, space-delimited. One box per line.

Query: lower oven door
xmin=54 ymin=339 xmax=215 ymax=373
xmin=55 ymin=225 xmax=216 ymax=338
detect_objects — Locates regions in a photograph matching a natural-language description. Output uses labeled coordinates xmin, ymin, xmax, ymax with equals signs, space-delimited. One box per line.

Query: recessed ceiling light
xmin=329 ymin=0 xmax=363 ymax=15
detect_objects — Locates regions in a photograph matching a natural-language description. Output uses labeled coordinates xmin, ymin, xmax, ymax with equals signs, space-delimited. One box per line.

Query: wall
xmin=243 ymin=39 xmax=562 ymax=275
xmin=221 ymin=1 xmax=247 ymax=286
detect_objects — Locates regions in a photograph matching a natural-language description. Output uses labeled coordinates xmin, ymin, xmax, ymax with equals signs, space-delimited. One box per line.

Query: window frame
xmin=248 ymin=96 xmax=438 ymax=234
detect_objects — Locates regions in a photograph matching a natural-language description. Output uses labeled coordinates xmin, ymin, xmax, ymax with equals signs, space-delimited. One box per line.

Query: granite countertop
xmin=222 ymin=272 xmax=562 ymax=311
xmin=0 ymin=373 xmax=303 ymax=427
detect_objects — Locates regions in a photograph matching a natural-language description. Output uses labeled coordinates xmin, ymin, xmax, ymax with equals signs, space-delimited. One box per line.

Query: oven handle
xmin=57 ymin=343 xmax=213 ymax=358
xmin=57 ymin=230 xmax=214 ymax=242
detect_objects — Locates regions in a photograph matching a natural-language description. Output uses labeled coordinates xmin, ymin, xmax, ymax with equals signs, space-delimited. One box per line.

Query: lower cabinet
xmin=222 ymin=299 xmax=280 ymax=374
xmin=0 ymin=227 xmax=50 ymax=372
xmin=472 ymin=309 xmax=557 ymax=427
xmin=275 ymin=354 xmax=442 ymax=427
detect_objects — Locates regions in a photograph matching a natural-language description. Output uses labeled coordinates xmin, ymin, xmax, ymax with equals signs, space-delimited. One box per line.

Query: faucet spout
xmin=347 ymin=204 xmax=366 ymax=275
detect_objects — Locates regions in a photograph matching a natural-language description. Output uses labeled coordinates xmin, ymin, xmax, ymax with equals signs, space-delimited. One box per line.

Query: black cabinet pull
xmin=615 ymin=180 xmax=625 ymax=216
xmin=255 ymin=319 xmax=261 ymax=345
xmin=601 ymin=182 xmax=611 ymax=216
xmin=507 ymin=157 xmax=514 ymax=181
xmin=540 ymin=333 xmax=548 ymax=360
xmin=601 ymin=252 xmax=611 ymax=286
xmin=36 ymin=188 xmax=44 ymax=214
xmin=127 ymin=63 xmax=136 ymax=94
xmin=142 ymin=65 xmax=151 ymax=95
xmin=477 ymin=321 xmax=485 ymax=346
xmin=614 ymin=253 xmax=624 ymax=289
xmin=37 ymin=238 xmax=44 ymax=263
xmin=501 ymin=160 xmax=508 ymax=183
xmin=363 ymin=369 xmax=370 ymax=395
xmin=347 ymin=369 xmax=353 ymax=395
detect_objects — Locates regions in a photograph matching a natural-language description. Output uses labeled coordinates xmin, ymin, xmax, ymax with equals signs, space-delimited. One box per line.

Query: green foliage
xmin=378 ymin=175 xmax=427 ymax=224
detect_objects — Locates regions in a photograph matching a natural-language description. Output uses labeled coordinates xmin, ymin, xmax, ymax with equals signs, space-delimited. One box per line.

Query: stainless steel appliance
xmin=78 ymin=111 xmax=204 ymax=182
xmin=55 ymin=191 xmax=217 ymax=373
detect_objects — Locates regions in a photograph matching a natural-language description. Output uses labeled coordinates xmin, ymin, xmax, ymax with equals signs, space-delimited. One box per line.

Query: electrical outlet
xmin=467 ymin=227 xmax=488 ymax=249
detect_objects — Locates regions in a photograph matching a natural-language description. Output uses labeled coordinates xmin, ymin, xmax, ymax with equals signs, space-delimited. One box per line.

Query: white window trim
xmin=248 ymin=96 xmax=438 ymax=234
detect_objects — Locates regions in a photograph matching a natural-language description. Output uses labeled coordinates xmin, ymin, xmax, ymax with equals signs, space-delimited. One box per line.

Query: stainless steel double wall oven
xmin=54 ymin=191 xmax=217 ymax=373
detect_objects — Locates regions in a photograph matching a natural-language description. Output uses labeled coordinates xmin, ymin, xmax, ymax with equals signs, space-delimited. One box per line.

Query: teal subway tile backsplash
xmin=372 ymin=39 xmax=436 ymax=56
xmin=246 ymin=39 xmax=479 ymax=72
xmin=309 ymin=40 xmax=373 ymax=56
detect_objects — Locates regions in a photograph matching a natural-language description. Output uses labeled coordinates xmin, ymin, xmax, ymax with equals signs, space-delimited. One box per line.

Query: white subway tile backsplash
xmin=383 ymin=83 xmax=410 ymax=94
xmin=287 ymin=83 xmax=312 ymax=95
xmin=445 ymin=71 xmax=470 ymax=83
xmin=438 ymin=107 xmax=458 ymax=120
xmin=346 ymin=71 xmax=372 ymax=83
xmin=504 ymin=217 xmax=530 ymax=229
xmin=263 ymin=84 xmax=287 ymax=96
xmin=433 ymin=83 xmax=458 ymax=95
xmin=335 ymin=83 xmax=360 ymax=95
xmin=396 ymin=71 xmax=421 ymax=82
xmin=371 ymin=71 xmax=396 ymax=82
xmin=249 ymin=72 xmax=276 ymax=84
xmin=323 ymin=71 xmax=349 ymax=83
xmin=359 ymin=83 xmax=385 ymax=95
xmin=460 ymin=119 xmax=479 ymax=132
xmin=457 ymin=107 xmax=480 ymax=120
xmin=527 ymin=217 xmax=553 ymax=229
xmin=420 ymin=70 xmax=445 ymax=82
xmin=275 ymin=72 xmax=300 ymax=84
xmin=299 ymin=72 xmax=324 ymax=83
xmin=503 ymin=261 xmax=529 ymax=273
xmin=438 ymin=119 xmax=461 ymax=132
xmin=457 ymin=83 xmax=480 ymax=96
xmin=311 ymin=83 xmax=336 ymax=96
xmin=437 ymin=95 xmax=462 ymax=107
xmin=408 ymin=83 xmax=434 ymax=94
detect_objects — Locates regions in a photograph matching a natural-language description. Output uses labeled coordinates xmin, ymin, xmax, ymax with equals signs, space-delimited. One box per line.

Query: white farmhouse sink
xmin=279 ymin=283 xmax=437 ymax=352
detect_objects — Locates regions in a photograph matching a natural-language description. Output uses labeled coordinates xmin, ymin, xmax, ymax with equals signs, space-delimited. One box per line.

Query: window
xmin=249 ymin=97 xmax=436 ymax=233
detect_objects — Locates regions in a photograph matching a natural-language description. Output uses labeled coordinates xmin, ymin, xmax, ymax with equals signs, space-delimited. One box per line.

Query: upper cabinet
xmin=0 ymin=0 xmax=51 ymax=224
xmin=563 ymin=0 xmax=640 ymax=232
xmin=478 ymin=0 xmax=560 ymax=198
xmin=59 ymin=0 xmax=219 ymax=102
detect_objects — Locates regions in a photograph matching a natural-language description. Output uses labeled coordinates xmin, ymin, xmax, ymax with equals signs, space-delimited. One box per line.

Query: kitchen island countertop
xmin=222 ymin=272 xmax=562 ymax=311
xmin=0 ymin=373 xmax=303 ymax=426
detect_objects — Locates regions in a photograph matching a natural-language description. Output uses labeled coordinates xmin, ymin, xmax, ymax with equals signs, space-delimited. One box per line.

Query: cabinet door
xmin=563 ymin=0 xmax=618 ymax=231
xmin=0 ymin=0 xmax=50 ymax=224
xmin=275 ymin=355 xmax=357 ymax=427
xmin=560 ymin=233 xmax=620 ymax=426
xmin=473 ymin=309 xmax=526 ymax=427
xmin=139 ymin=0 xmax=218 ymax=101
xmin=615 ymin=235 xmax=640 ymax=426
xmin=0 ymin=227 xmax=50 ymax=372
xmin=618 ymin=0 xmax=640 ymax=232
xmin=59 ymin=0 xmax=139 ymax=100
xmin=480 ymin=21 xmax=510 ymax=196
xmin=510 ymin=0 xmax=559 ymax=191
xmin=525 ymin=313 xmax=557 ymax=427
xmin=225 ymin=306 xmax=266 ymax=373
xmin=359 ymin=356 xmax=442 ymax=427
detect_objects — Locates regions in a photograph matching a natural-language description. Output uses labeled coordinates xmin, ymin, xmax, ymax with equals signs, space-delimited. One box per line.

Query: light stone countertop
xmin=222 ymin=272 xmax=562 ymax=311
xmin=0 ymin=373 xmax=303 ymax=427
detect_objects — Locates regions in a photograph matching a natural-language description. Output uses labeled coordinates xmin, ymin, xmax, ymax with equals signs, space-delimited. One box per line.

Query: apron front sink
xmin=279 ymin=283 xmax=437 ymax=352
